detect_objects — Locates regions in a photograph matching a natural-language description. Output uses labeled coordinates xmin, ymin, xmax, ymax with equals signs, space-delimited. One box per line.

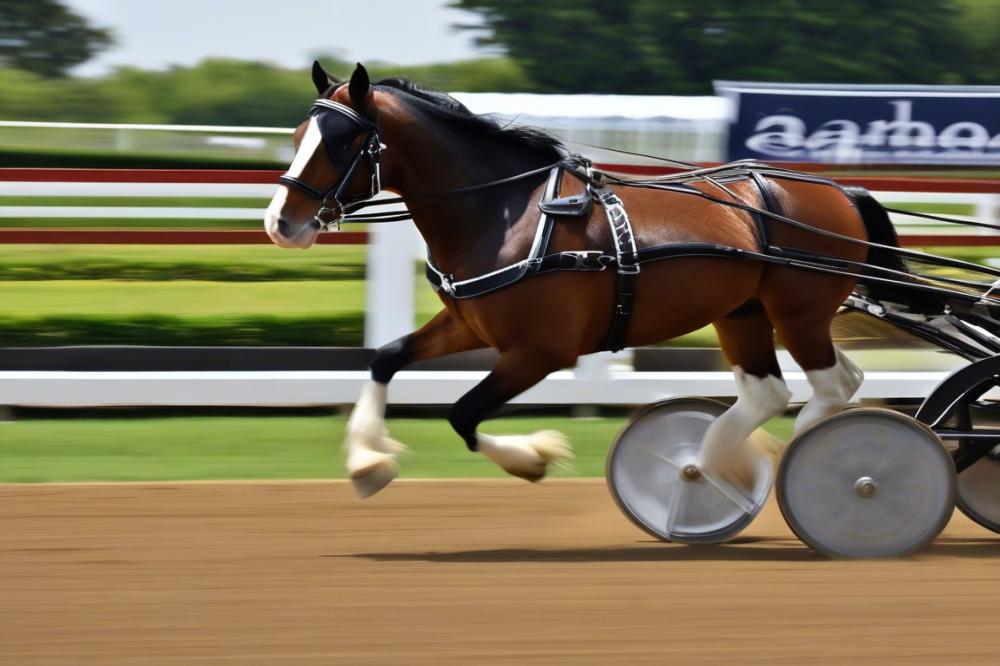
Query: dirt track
xmin=1 ymin=479 xmax=999 ymax=665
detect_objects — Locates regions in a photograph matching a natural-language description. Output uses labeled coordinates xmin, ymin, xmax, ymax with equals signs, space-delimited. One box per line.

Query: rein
xmin=276 ymin=99 xmax=1000 ymax=319
xmin=280 ymin=99 xmax=996 ymax=239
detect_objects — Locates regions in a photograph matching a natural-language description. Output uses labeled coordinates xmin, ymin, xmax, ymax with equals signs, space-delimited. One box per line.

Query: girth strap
xmin=593 ymin=187 xmax=640 ymax=352
xmin=425 ymin=166 xmax=613 ymax=298
xmin=425 ymin=249 xmax=612 ymax=298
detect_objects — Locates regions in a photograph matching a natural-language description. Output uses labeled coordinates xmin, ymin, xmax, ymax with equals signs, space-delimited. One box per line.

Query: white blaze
xmin=285 ymin=116 xmax=324 ymax=179
xmin=264 ymin=116 xmax=324 ymax=244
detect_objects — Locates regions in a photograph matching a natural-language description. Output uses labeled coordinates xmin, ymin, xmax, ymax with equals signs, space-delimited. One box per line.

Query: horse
xmin=264 ymin=62 xmax=899 ymax=498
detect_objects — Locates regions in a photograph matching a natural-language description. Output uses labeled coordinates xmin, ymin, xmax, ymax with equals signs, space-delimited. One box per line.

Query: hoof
xmin=504 ymin=466 xmax=547 ymax=483
xmin=347 ymin=448 xmax=398 ymax=498
xmin=479 ymin=430 xmax=574 ymax=483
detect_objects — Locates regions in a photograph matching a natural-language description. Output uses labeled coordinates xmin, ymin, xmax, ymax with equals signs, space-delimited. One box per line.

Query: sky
xmin=62 ymin=0 xmax=489 ymax=76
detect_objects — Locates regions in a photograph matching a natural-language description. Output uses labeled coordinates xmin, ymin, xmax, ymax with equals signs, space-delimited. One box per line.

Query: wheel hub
xmin=681 ymin=464 xmax=702 ymax=482
xmin=854 ymin=476 xmax=878 ymax=498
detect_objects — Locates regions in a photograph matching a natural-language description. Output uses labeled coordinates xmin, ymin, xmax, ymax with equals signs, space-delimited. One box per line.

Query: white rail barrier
xmin=0 ymin=369 xmax=951 ymax=407
xmin=0 ymin=167 xmax=993 ymax=407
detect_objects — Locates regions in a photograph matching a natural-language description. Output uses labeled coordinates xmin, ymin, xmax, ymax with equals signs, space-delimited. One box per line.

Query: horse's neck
xmin=387 ymin=130 xmax=553 ymax=271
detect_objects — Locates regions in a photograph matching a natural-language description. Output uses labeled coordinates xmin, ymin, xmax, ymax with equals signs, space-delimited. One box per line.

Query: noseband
xmin=277 ymin=99 xmax=383 ymax=231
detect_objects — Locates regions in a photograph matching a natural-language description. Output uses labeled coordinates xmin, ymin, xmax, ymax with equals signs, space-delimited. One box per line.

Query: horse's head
xmin=265 ymin=62 xmax=383 ymax=249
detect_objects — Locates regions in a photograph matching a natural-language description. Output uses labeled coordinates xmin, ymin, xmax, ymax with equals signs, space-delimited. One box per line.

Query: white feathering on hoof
xmin=749 ymin=428 xmax=787 ymax=470
xmin=699 ymin=368 xmax=791 ymax=491
xmin=346 ymin=447 xmax=399 ymax=499
xmin=477 ymin=430 xmax=573 ymax=482
xmin=344 ymin=381 xmax=404 ymax=498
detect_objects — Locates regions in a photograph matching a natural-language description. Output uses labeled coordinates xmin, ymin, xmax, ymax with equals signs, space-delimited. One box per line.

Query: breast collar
xmin=277 ymin=99 xmax=383 ymax=231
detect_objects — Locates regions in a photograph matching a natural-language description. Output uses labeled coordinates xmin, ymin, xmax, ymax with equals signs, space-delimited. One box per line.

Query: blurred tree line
xmin=0 ymin=56 xmax=533 ymax=126
xmin=453 ymin=0 xmax=1000 ymax=93
xmin=0 ymin=0 xmax=998 ymax=126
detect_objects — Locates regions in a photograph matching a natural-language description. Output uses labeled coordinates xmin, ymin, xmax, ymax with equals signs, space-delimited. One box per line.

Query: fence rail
xmin=0 ymin=166 xmax=994 ymax=406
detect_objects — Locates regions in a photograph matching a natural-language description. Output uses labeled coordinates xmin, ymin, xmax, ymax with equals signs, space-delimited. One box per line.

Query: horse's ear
xmin=348 ymin=63 xmax=372 ymax=108
xmin=311 ymin=60 xmax=339 ymax=95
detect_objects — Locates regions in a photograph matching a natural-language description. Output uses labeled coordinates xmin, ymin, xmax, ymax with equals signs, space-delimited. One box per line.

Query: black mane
xmin=375 ymin=77 xmax=564 ymax=158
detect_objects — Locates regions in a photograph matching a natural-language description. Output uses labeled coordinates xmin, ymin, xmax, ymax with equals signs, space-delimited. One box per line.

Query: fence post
xmin=364 ymin=223 xmax=417 ymax=348
xmin=976 ymin=193 xmax=1000 ymax=232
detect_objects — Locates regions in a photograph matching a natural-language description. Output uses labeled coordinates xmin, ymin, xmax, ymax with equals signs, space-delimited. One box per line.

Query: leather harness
xmin=423 ymin=161 xmax=647 ymax=351
xmin=279 ymin=98 xmax=787 ymax=353
xmin=425 ymin=161 xmax=776 ymax=352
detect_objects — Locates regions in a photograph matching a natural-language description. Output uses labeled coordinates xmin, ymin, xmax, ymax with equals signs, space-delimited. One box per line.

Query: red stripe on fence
xmin=0 ymin=168 xmax=284 ymax=184
xmin=2 ymin=167 xmax=999 ymax=193
xmin=0 ymin=229 xmax=369 ymax=244
xmin=0 ymin=228 xmax=992 ymax=248
xmin=592 ymin=164 xmax=1000 ymax=194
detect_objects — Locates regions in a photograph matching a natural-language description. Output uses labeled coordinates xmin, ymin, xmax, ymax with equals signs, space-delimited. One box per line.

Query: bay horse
xmin=265 ymin=62 xmax=897 ymax=498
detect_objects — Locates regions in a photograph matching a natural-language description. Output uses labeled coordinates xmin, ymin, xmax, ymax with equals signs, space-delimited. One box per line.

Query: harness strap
xmin=748 ymin=170 xmax=777 ymax=248
xmin=594 ymin=187 xmax=640 ymax=352
xmin=426 ymin=167 xmax=615 ymax=298
xmin=425 ymin=249 xmax=613 ymax=298
xmin=424 ymin=172 xmax=641 ymax=353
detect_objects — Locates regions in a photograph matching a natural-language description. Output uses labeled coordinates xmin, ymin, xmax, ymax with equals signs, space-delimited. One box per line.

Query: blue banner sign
xmin=714 ymin=82 xmax=1000 ymax=165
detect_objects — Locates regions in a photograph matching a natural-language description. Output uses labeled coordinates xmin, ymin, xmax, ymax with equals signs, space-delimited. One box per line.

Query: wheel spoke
xmin=640 ymin=446 xmax=685 ymax=470
xmin=700 ymin=470 xmax=756 ymax=514
xmin=664 ymin=484 xmax=686 ymax=534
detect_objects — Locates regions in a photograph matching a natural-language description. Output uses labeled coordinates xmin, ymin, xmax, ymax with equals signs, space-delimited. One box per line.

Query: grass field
xmin=0 ymin=280 xmax=368 ymax=317
xmin=0 ymin=244 xmax=367 ymax=280
xmin=0 ymin=242 xmax=993 ymax=347
xmin=0 ymin=414 xmax=797 ymax=483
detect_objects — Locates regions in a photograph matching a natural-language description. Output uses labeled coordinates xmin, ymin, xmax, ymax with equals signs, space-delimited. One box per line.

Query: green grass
xmin=0 ymin=414 xmax=797 ymax=483
xmin=0 ymin=314 xmax=365 ymax=346
xmin=894 ymin=202 xmax=974 ymax=216
xmin=0 ymin=276 xmax=446 ymax=346
xmin=0 ymin=280 xmax=366 ymax=316
xmin=0 ymin=244 xmax=366 ymax=281
xmin=0 ymin=279 xmax=372 ymax=345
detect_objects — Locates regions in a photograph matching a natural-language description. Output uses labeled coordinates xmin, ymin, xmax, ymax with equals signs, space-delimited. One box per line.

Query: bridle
xmin=277 ymin=99 xmax=384 ymax=231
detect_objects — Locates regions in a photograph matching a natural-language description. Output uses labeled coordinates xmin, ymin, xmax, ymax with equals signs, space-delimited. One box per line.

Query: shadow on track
xmin=339 ymin=534 xmax=1000 ymax=563
xmin=338 ymin=536 xmax=823 ymax=563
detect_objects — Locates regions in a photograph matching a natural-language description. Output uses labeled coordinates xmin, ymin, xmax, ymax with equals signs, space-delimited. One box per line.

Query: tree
xmin=452 ymin=0 xmax=973 ymax=93
xmin=0 ymin=0 xmax=113 ymax=77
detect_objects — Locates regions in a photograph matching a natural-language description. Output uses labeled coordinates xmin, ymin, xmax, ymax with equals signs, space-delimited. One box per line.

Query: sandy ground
xmin=1 ymin=479 xmax=999 ymax=665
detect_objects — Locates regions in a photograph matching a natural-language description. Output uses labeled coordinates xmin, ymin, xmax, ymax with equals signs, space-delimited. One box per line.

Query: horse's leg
xmin=700 ymin=307 xmax=792 ymax=488
xmin=770 ymin=314 xmax=864 ymax=435
xmin=346 ymin=308 xmax=484 ymax=496
xmin=449 ymin=348 xmax=573 ymax=481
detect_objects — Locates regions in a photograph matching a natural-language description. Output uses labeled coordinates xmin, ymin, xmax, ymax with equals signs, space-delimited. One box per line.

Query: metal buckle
xmin=619 ymin=264 xmax=641 ymax=274
xmin=314 ymin=199 xmax=343 ymax=232
xmin=438 ymin=273 xmax=456 ymax=295
xmin=568 ymin=251 xmax=609 ymax=270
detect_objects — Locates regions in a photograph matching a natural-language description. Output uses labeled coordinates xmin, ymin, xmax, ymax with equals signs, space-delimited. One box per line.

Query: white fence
xmin=0 ymin=367 xmax=953 ymax=407
xmin=2 ymin=130 xmax=998 ymax=406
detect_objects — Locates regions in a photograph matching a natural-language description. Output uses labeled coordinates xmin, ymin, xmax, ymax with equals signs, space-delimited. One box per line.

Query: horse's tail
xmin=842 ymin=186 xmax=942 ymax=314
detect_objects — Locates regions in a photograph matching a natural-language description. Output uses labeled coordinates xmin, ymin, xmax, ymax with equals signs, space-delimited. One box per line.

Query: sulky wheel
xmin=777 ymin=408 xmax=955 ymax=558
xmin=913 ymin=356 xmax=1000 ymax=535
xmin=606 ymin=397 xmax=773 ymax=544
xmin=956 ymin=455 xmax=1000 ymax=533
